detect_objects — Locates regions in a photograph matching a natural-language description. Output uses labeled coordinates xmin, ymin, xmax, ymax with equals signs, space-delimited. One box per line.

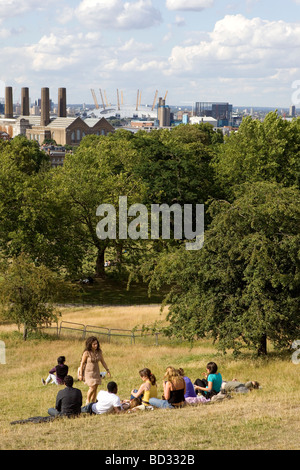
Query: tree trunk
xmin=95 ymin=248 xmax=105 ymax=278
xmin=23 ymin=324 xmax=28 ymax=341
xmin=257 ymin=333 xmax=267 ymax=356
xmin=115 ymin=241 xmax=124 ymax=273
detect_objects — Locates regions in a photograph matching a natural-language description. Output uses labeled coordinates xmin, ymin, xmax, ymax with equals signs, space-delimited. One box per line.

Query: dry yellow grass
xmin=1 ymin=304 xmax=300 ymax=451
xmin=59 ymin=304 xmax=168 ymax=330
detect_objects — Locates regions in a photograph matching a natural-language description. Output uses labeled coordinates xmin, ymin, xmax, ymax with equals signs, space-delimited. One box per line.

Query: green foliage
xmin=131 ymin=124 xmax=221 ymax=207
xmin=0 ymin=135 xmax=50 ymax=174
xmin=55 ymin=133 xmax=146 ymax=277
xmin=148 ymin=182 xmax=300 ymax=355
xmin=0 ymin=253 xmax=66 ymax=340
xmin=0 ymin=116 xmax=299 ymax=355
xmin=213 ymin=112 xmax=300 ymax=197
xmin=0 ymin=137 xmax=50 ymax=260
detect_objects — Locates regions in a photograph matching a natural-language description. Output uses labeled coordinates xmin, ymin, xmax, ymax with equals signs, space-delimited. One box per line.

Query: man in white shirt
xmin=82 ymin=381 xmax=123 ymax=415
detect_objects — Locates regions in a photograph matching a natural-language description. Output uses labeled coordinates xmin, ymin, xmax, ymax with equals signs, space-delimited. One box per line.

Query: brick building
xmin=0 ymin=86 xmax=114 ymax=146
xmin=26 ymin=116 xmax=114 ymax=146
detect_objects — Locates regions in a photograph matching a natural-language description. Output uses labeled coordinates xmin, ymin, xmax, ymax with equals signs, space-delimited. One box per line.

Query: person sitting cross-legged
xmin=149 ymin=366 xmax=186 ymax=409
xmin=48 ymin=375 xmax=82 ymax=418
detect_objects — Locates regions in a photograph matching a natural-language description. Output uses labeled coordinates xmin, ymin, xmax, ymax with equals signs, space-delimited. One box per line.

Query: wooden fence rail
xmin=42 ymin=321 xmax=160 ymax=345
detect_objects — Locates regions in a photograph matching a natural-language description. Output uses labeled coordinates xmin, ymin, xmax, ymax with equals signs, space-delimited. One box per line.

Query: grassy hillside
xmin=0 ymin=305 xmax=299 ymax=450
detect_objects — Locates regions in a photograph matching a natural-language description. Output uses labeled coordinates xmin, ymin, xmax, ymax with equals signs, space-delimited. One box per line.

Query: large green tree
xmin=127 ymin=123 xmax=223 ymax=281
xmin=148 ymin=182 xmax=300 ymax=355
xmin=0 ymin=253 xmax=64 ymax=340
xmin=132 ymin=123 xmax=223 ymax=207
xmin=212 ymin=112 xmax=300 ymax=197
xmin=52 ymin=132 xmax=145 ymax=278
xmin=0 ymin=136 xmax=84 ymax=276
xmin=0 ymin=136 xmax=50 ymax=258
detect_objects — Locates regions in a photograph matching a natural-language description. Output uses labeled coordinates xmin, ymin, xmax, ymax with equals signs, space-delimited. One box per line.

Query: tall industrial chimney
xmin=21 ymin=87 xmax=30 ymax=116
xmin=58 ymin=87 xmax=67 ymax=118
xmin=5 ymin=86 xmax=13 ymax=119
xmin=40 ymin=87 xmax=50 ymax=127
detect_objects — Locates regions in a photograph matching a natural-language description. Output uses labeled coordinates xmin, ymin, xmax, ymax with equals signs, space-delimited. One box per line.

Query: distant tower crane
xmin=99 ymin=89 xmax=106 ymax=110
xmin=152 ymin=90 xmax=158 ymax=111
xmin=91 ymin=89 xmax=99 ymax=109
xmin=104 ymin=90 xmax=109 ymax=107
xmin=164 ymin=90 xmax=168 ymax=101
xmin=136 ymin=89 xmax=139 ymax=111
xmin=117 ymin=89 xmax=120 ymax=111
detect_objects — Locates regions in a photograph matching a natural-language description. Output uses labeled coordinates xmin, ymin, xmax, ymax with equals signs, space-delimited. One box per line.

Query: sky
xmin=1 ymin=0 xmax=300 ymax=108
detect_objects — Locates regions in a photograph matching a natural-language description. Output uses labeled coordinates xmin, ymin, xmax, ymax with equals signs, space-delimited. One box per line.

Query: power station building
xmin=0 ymin=86 xmax=114 ymax=145
xmin=157 ymin=96 xmax=171 ymax=127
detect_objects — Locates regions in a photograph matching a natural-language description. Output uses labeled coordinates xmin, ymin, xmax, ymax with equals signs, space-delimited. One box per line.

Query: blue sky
xmin=1 ymin=0 xmax=300 ymax=108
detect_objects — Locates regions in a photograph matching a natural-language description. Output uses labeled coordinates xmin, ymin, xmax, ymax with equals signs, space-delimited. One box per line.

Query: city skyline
xmin=1 ymin=1 xmax=300 ymax=108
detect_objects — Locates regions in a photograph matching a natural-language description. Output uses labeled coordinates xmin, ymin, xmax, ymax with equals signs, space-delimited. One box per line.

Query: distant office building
xmin=0 ymin=101 xmax=4 ymax=115
xmin=189 ymin=116 xmax=218 ymax=127
xmin=289 ymin=105 xmax=296 ymax=117
xmin=31 ymin=105 xmax=40 ymax=115
xmin=130 ymin=121 xmax=154 ymax=128
xmin=195 ymin=102 xmax=232 ymax=126
xmin=182 ymin=113 xmax=189 ymax=124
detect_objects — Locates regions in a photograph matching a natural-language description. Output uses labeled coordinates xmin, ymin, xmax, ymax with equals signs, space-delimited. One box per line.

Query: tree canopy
xmin=0 ymin=118 xmax=299 ymax=353
xmin=147 ymin=182 xmax=300 ymax=355
xmin=212 ymin=112 xmax=300 ymax=197
xmin=0 ymin=253 xmax=64 ymax=340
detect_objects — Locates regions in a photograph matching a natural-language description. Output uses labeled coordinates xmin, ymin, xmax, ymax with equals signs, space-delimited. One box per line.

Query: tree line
xmin=0 ymin=113 xmax=299 ymax=352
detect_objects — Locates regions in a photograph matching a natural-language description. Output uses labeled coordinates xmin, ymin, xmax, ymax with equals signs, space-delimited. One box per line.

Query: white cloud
xmin=174 ymin=15 xmax=186 ymax=26
xmin=168 ymin=14 xmax=300 ymax=79
xmin=1 ymin=30 xmax=103 ymax=75
xmin=117 ymin=0 xmax=162 ymax=29
xmin=56 ymin=6 xmax=74 ymax=24
xmin=0 ymin=0 xmax=57 ymax=20
xmin=0 ymin=24 xmax=163 ymax=102
xmin=166 ymin=0 xmax=214 ymax=11
xmin=120 ymin=57 xmax=165 ymax=72
xmin=0 ymin=28 xmax=11 ymax=38
xmin=118 ymin=38 xmax=154 ymax=52
xmin=24 ymin=32 xmax=105 ymax=71
xmin=75 ymin=0 xmax=162 ymax=29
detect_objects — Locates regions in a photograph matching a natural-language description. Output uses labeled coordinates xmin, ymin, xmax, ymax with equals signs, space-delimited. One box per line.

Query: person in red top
xmin=41 ymin=356 xmax=69 ymax=386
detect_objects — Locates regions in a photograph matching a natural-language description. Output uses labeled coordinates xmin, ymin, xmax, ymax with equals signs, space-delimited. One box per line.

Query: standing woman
xmin=78 ymin=336 xmax=111 ymax=404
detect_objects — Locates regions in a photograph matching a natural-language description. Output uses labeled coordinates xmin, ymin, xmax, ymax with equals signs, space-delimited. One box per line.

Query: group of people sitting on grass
xmin=42 ymin=346 xmax=260 ymax=419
